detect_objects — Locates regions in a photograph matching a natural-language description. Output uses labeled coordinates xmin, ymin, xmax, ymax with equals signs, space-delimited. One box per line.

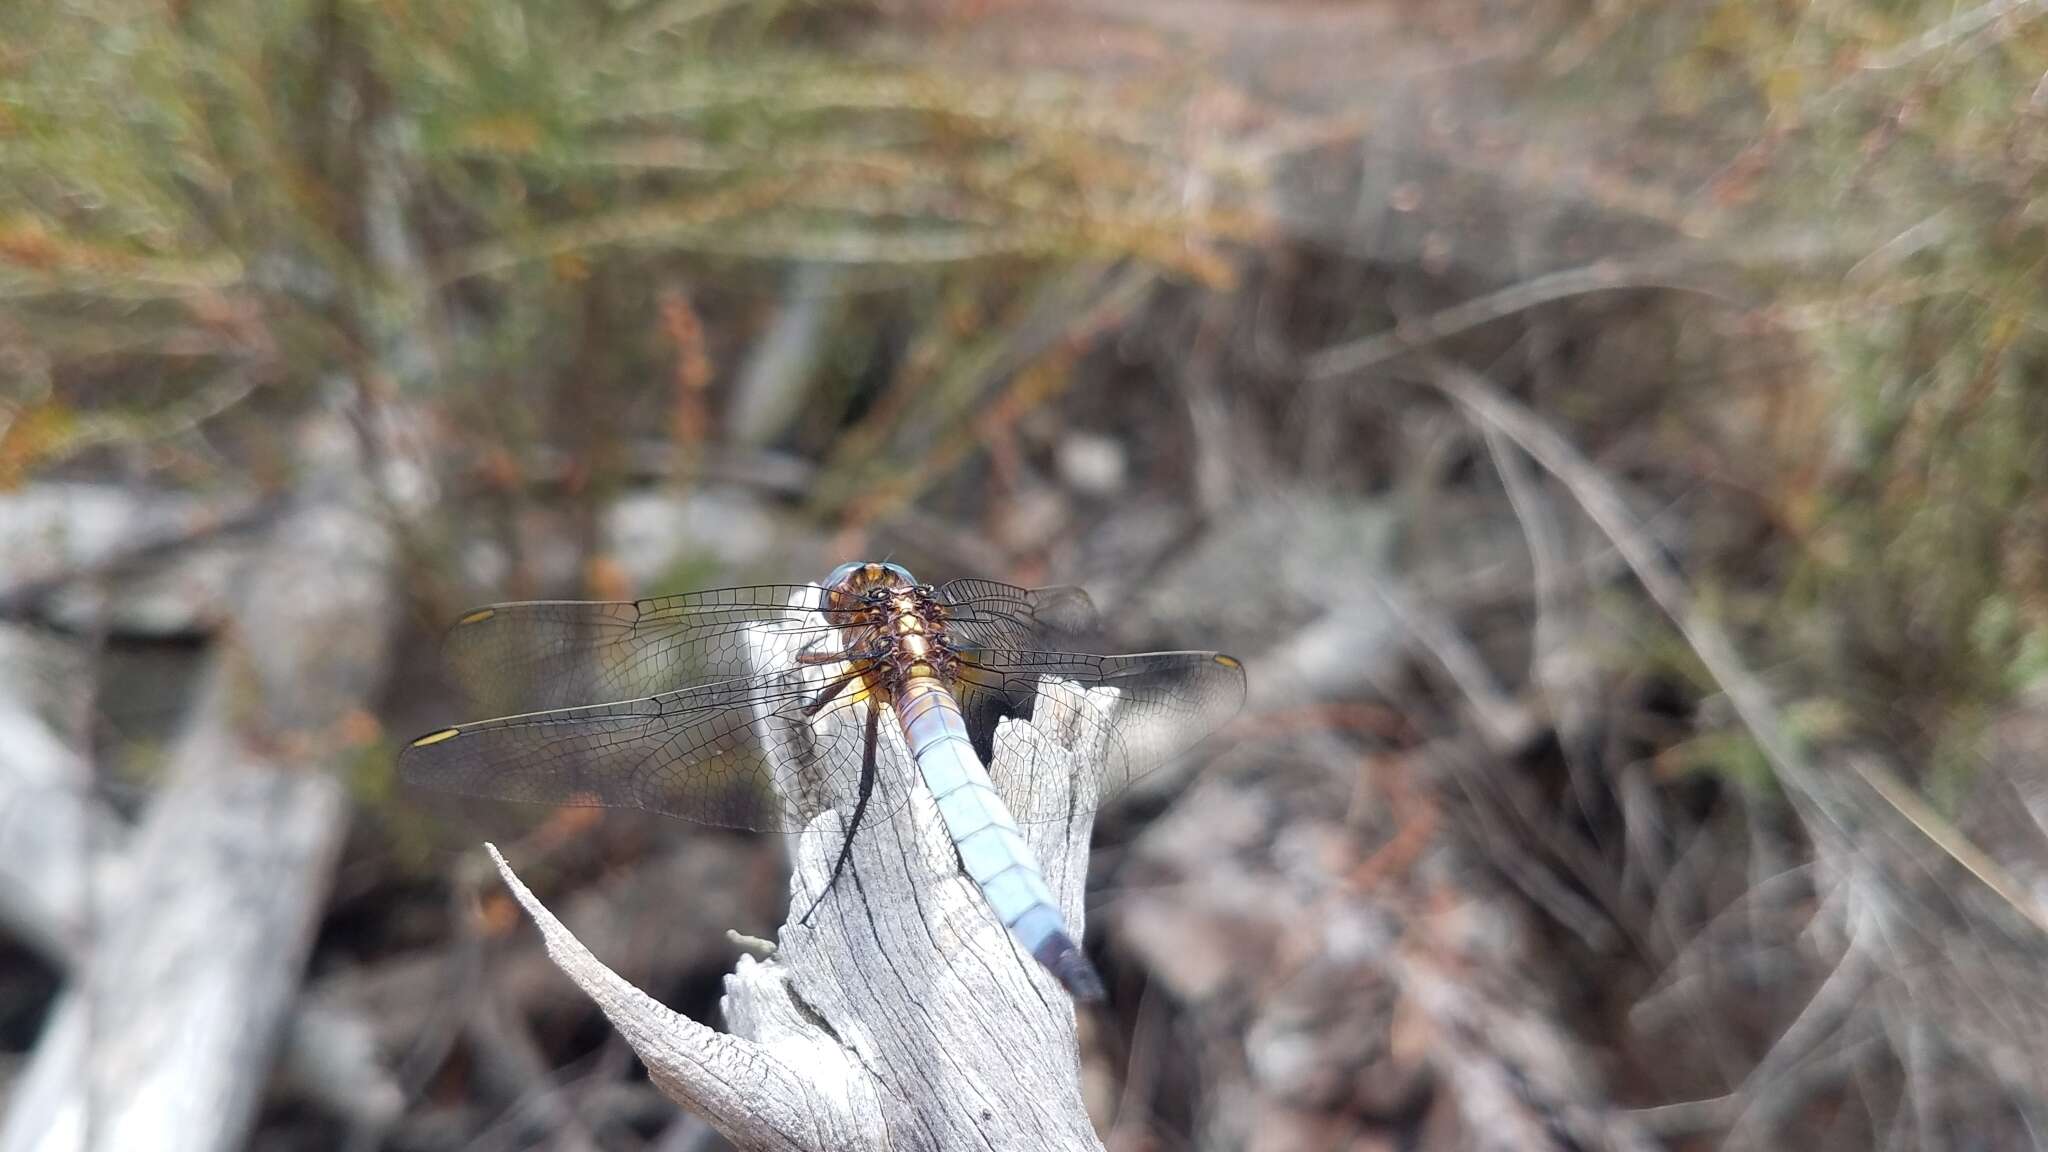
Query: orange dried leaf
xmin=585 ymin=553 xmax=632 ymax=602
xmin=457 ymin=115 xmax=544 ymax=155
xmin=477 ymin=891 xmax=521 ymax=938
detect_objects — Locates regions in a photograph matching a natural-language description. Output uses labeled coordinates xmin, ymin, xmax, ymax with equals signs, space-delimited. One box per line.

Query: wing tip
xmin=1212 ymin=652 xmax=1249 ymax=711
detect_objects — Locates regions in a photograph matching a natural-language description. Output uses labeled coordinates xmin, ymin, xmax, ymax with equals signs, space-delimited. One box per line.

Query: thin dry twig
xmin=1369 ymin=580 xmax=1534 ymax=754
xmin=1302 ymin=257 xmax=1728 ymax=383
xmin=1719 ymin=915 xmax=1877 ymax=1149
xmin=1859 ymin=0 xmax=2048 ymax=70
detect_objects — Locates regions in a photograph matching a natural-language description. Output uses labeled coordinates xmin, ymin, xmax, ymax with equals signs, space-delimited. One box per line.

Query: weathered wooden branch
xmin=726 ymin=264 xmax=841 ymax=448
xmin=0 ymin=422 xmax=393 ymax=1152
xmin=0 ymin=483 xmax=260 ymax=634
xmin=0 ymin=630 xmax=404 ymax=1149
xmin=0 ymin=628 xmax=118 ymax=971
xmin=490 ymin=668 xmax=1113 ymax=1151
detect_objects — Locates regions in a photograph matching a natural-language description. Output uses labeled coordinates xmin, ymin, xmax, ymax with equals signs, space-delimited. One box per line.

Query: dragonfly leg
xmin=800 ymin=702 xmax=880 ymax=926
xmin=804 ymin=668 xmax=860 ymax=718
xmin=796 ymin=642 xmax=890 ymax=667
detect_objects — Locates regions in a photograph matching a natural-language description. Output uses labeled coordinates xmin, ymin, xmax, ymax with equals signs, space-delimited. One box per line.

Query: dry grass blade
xmin=1302 ymin=257 xmax=1731 ymax=383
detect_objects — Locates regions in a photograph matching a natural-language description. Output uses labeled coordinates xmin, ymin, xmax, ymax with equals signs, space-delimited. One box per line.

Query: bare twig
xmin=0 ymin=493 xmax=275 ymax=619
xmin=1720 ymin=916 xmax=1877 ymax=1149
xmin=0 ymin=628 xmax=119 ymax=969
xmin=1370 ymin=581 xmax=1535 ymax=754
xmin=1303 ymin=257 xmax=1728 ymax=383
xmin=462 ymin=991 xmax=604 ymax=1152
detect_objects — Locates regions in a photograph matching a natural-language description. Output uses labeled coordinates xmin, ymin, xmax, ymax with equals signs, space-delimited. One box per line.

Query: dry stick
xmin=1479 ymin=422 xmax=1573 ymax=697
xmin=726 ymin=264 xmax=841 ymax=449
xmin=1303 ymin=256 xmax=1731 ymax=384
xmin=463 ymin=990 xmax=605 ymax=1152
xmin=1368 ymin=581 xmax=1533 ymax=754
xmin=1411 ymin=356 xmax=2048 ymax=938
xmin=0 ymin=551 xmax=402 ymax=1151
xmin=0 ymin=632 xmax=117 ymax=969
xmin=1718 ymin=914 xmax=1879 ymax=1150
xmin=0 ymin=494 xmax=276 ymax=618
xmin=1479 ymin=415 xmax=1653 ymax=901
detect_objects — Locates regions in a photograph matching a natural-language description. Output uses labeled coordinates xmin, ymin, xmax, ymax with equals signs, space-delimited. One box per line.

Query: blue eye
xmin=883 ymin=563 xmax=918 ymax=585
xmin=823 ymin=562 xmax=863 ymax=588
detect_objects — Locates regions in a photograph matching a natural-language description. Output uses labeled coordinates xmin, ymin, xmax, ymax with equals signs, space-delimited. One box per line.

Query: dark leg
xmin=798 ymin=642 xmax=888 ymax=667
xmin=805 ymin=668 xmax=859 ymax=717
xmin=800 ymin=702 xmax=881 ymax=926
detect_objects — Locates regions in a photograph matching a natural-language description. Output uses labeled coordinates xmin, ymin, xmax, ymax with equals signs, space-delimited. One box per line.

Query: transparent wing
xmin=396 ymin=671 xmax=868 ymax=832
xmin=936 ymin=579 xmax=1103 ymax=650
xmin=409 ymin=579 xmax=1243 ymax=833
xmin=951 ymin=649 xmax=1246 ymax=823
xmin=439 ymin=585 xmax=855 ymax=715
xmin=443 ymin=580 xmax=1098 ymax=717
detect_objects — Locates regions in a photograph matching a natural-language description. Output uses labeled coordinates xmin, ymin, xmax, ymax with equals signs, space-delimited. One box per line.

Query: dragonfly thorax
xmin=830 ymin=583 xmax=957 ymax=687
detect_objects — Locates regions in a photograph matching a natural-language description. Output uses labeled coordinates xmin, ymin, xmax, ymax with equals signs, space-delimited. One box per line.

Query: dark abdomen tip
xmin=1034 ymin=931 xmax=1106 ymax=1002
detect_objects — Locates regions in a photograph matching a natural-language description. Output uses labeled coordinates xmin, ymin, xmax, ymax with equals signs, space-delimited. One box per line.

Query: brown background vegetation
xmin=3 ymin=0 xmax=2047 ymax=1148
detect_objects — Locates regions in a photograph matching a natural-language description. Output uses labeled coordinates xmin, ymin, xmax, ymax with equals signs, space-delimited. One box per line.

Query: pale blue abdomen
xmin=895 ymin=677 xmax=1104 ymax=1001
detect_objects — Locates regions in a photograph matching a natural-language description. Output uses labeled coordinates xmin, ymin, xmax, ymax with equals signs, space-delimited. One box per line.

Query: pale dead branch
xmin=0 ymin=418 xmax=393 ymax=1152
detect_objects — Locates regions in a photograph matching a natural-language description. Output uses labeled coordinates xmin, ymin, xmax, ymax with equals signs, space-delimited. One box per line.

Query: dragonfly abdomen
xmin=895 ymin=676 xmax=1106 ymax=1002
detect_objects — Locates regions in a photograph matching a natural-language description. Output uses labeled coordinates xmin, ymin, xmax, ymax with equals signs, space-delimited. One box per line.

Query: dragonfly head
xmin=820 ymin=561 xmax=920 ymax=621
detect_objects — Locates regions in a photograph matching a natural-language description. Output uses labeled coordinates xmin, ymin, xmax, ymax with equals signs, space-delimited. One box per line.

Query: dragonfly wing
xmin=442 ymin=585 xmax=851 ymax=715
xmin=937 ymin=580 xmax=1103 ymax=650
xmin=951 ymin=649 xmax=1246 ymax=823
xmin=940 ymin=580 xmax=1110 ymax=762
xmin=398 ymin=672 xmax=865 ymax=832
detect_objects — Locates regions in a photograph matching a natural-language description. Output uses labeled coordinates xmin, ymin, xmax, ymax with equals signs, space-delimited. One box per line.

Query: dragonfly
xmin=400 ymin=561 xmax=1245 ymax=1001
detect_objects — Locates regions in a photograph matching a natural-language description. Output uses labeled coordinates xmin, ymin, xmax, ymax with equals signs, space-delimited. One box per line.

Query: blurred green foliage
xmin=0 ymin=0 xmax=1247 ymax=487
xmin=4 ymin=0 xmax=2045 ymax=810
xmin=1555 ymin=0 xmax=2048 ymax=795
xmin=0 ymin=0 xmax=1260 ymax=835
